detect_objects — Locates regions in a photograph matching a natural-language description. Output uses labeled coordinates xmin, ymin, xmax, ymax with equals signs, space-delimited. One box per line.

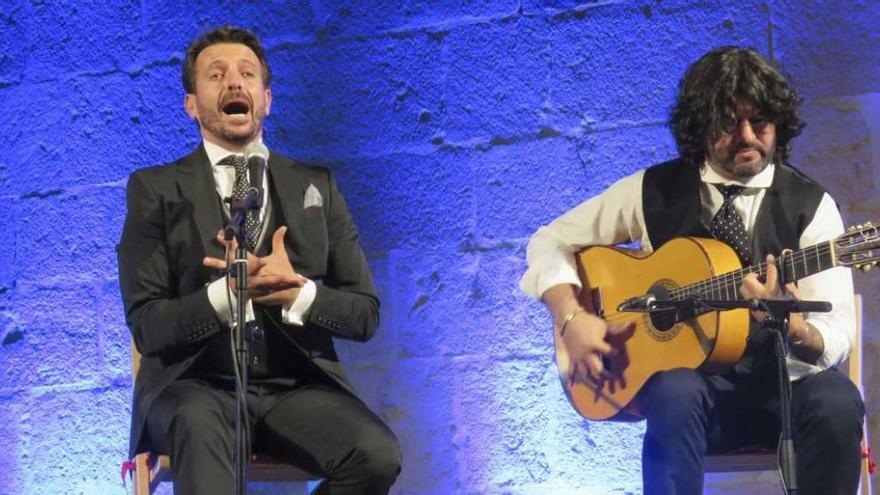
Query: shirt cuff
xmin=207 ymin=277 xmax=255 ymax=325
xmin=520 ymin=252 xmax=583 ymax=301
xmin=281 ymin=279 xmax=316 ymax=326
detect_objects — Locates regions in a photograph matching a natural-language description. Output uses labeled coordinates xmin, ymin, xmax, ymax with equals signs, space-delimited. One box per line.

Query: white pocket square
xmin=304 ymin=184 xmax=323 ymax=208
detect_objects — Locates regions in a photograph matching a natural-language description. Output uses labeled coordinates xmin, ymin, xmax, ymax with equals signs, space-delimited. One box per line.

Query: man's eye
xmin=209 ymin=73 xmax=223 ymax=80
xmin=749 ymin=117 xmax=767 ymax=126
xmin=243 ymin=72 xmax=255 ymax=78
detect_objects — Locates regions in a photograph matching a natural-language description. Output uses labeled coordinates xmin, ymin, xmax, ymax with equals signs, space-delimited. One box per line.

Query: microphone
xmin=617 ymin=293 xmax=657 ymax=312
xmin=245 ymin=141 xmax=269 ymax=209
xmin=618 ymin=285 xmax=671 ymax=313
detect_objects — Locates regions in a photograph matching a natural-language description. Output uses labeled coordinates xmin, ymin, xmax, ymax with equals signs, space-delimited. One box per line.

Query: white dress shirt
xmin=202 ymin=139 xmax=317 ymax=327
xmin=520 ymin=163 xmax=855 ymax=379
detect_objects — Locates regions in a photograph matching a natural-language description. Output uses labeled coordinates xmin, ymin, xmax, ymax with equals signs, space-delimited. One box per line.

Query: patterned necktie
xmin=219 ymin=154 xmax=261 ymax=252
xmin=710 ymin=184 xmax=751 ymax=265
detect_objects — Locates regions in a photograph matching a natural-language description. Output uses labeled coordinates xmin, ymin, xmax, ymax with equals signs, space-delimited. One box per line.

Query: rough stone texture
xmin=0 ymin=1 xmax=877 ymax=494
xmin=14 ymin=187 xmax=126 ymax=283
xmin=0 ymin=282 xmax=102 ymax=392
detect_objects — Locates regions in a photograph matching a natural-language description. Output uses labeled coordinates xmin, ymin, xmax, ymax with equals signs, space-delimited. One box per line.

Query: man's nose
xmin=225 ymin=71 xmax=243 ymax=89
xmin=734 ymin=120 xmax=757 ymax=143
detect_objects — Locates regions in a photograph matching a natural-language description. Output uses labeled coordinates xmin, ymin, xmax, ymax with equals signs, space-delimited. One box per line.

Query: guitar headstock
xmin=836 ymin=221 xmax=880 ymax=272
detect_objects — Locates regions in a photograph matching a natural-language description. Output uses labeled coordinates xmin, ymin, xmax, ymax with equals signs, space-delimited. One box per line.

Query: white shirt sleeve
xmin=208 ymin=277 xmax=318 ymax=327
xmin=520 ymin=170 xmax=647 ymax=300
xmin=207 ymin=277 xmax=255 ymax=324
xmin=796 ymin=192 xmax=856 ymax=369
xmin=281 ymin=279 xmax=317 ymax=326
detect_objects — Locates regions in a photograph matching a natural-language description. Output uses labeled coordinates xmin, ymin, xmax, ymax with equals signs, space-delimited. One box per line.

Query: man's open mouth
xmin=222 ymin=99 xmax=250 ymax=116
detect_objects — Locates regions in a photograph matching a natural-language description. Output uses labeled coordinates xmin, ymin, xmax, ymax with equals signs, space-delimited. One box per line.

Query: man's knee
xmin=797 ymin=373 xmax=864 ymax=442
xmin=351 ymin=427 xmax=402 ymax=483
xmin=645 ymin=369 xmax=709 ymax=413
xmin=162 ymin=397 xmax=231 ymax=448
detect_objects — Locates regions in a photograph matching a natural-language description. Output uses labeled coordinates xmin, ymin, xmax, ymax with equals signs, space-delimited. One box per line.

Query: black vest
xmin=185 ymin=180 xmax=315 ymax=383
xmin=641 ymin=159 xmax=827 ymax=377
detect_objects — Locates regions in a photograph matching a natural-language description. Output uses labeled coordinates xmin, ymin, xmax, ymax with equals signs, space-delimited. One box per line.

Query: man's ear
xmin=264 ymin=88 xmax=272 ymax=117
xmin=184 ymin=93 xmax=199 ymax=121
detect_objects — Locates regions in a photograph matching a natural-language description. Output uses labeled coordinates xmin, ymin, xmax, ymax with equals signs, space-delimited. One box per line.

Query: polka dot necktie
xmin=219 ymin=154 xmax=261 ymax=252
xmin=710 ymin=184 xmax=751 ymax=266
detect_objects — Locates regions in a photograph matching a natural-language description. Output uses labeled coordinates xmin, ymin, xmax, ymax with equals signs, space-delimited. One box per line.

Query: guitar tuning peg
xmin=849 ymin=226 xmax=857 ymax=232
xmin=863 ymin=264 xmax=874 ymax=272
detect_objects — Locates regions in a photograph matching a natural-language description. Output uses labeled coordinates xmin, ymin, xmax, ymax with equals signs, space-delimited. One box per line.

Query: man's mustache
xmin=732 ymin=144 xmax=766 ymax=155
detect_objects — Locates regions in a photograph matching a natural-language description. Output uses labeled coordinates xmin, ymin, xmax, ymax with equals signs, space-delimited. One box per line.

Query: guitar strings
xmin=594 ymin=241 xmax=835 ymax=331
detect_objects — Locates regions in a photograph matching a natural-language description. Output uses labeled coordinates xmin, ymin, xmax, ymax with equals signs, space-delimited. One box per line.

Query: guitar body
xmin=560 ymin=237 xmax=751 ymax=421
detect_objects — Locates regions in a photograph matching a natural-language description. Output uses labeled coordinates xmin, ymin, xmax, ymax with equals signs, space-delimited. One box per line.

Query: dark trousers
xmin=145 ymin=378 xmax=401 ymax=495
xmin=640 ymin=367 xmax=864 ymax=495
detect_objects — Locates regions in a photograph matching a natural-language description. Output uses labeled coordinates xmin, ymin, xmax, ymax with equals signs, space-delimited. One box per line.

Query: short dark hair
xmin=670 ymin=47 xmax=805 ymax=166
xmin=182 ymin=26 xmax=272 ymax=94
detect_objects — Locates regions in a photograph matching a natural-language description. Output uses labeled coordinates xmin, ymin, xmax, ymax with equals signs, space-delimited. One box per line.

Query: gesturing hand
xmin=202 ymin=230 xmax=264 ymax=293
xmin=250 ymin=226 xmax=309 ymax=306
xmin=202 ymin=228 xmax=306 ymax=302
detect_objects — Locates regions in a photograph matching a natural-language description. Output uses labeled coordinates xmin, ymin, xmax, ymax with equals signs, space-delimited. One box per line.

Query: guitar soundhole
xmin=643 ymin=281 xmax=680 ymax=341
xmin=649 ymin=311 xmax=677 ymax=333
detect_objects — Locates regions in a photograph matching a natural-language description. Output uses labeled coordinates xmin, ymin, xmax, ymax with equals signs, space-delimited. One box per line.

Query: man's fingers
xmin=216 ymin=231 xmax=236 ymax=250
xmin=764 ymin=254 xmax=779 ymax=294
xmin=740 ymin=271 xmax=768 ymax=300
xmin=251 ymin=273 xmax=305 ymax=290
xmin=203 ymin=256 xmax=226 ymax=270
xmin=584 ymin=354 xmax=605 ymax=379
xmin=607 ymin=321 xmax=636 ymax=339
xmin=593 ymin=338 xmax=614 ymax=356
xmin=272 ymin=226 xmax=287 ymax=254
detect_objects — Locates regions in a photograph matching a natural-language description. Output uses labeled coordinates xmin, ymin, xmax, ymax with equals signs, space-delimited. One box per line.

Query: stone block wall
xmin=0 ymin=1 xmax=876 ymax=493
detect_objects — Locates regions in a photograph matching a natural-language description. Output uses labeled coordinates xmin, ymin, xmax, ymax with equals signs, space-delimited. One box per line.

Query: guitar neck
xmin=675 ymin=240 xmax=836 ymax=301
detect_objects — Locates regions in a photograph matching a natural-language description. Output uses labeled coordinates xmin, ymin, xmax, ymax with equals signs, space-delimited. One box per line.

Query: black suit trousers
xmin=145 ymin=378 xmax=401 ymax=495
xmin=639 ymin=367 xmax=864 ymax=495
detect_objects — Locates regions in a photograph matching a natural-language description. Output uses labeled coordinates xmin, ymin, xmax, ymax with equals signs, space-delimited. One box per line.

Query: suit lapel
xmin=266 ymin=153 xmax=307 ymax=249
xmin=176 ymin=145 xmax=225 ymax=260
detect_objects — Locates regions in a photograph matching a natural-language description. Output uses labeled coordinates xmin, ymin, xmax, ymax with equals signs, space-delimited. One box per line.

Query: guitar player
xmin=520 ymin=47 xmax=864 ymax=495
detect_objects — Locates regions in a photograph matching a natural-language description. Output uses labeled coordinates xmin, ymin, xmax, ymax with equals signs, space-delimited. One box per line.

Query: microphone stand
xmin=636 ymin=296 xmax=832 ymax=495
xmin=224 ymin=187 xmax=262 ymax=495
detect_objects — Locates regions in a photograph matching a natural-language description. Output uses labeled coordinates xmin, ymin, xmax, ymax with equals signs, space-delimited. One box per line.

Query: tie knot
xmin=715 ymin=184 xmax=746 ymax=201
xmin=218 ymin=154 xmax=247 ymax=172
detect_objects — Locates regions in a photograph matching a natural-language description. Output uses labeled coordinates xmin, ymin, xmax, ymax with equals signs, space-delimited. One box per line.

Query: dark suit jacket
xmin=117 ymin=145 xmax=379 ymax=457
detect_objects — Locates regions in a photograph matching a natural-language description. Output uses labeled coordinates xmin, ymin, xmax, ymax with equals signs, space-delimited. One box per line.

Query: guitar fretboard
xmin=671 ymin=240 xmax=836 ymax=301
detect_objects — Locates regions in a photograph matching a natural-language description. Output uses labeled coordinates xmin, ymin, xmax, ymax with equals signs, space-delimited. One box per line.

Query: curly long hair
xmin=670 ymin=47 xmax=805 ymax=167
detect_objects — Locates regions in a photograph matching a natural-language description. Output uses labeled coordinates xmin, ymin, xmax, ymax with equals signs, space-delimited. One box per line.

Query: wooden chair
xmin=126 ymin=343 xmax=321 ymax=495
xmin=704 ymin=294 xmax=874 ymax=494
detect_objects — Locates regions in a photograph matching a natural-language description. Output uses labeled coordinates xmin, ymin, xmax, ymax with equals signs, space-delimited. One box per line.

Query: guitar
xmin=557 ymin=221 xmax=880 ymax=421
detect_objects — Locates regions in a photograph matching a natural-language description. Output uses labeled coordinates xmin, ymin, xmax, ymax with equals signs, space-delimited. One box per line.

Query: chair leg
xmin=132 ymin=453 xmax=152 ymax=495
xmin=860 ymin=441 xmax=873 ymax=495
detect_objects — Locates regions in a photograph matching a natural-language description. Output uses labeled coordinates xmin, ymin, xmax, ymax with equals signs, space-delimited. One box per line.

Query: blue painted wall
xmin=0 ymin=1 xmax=878 ymax=494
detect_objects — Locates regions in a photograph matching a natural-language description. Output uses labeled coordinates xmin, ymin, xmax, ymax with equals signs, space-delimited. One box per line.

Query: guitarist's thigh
xmin=639 ymin=368 xmax=745 ymax=451
xmin=639 ymin=369 xmax=719 ymax=427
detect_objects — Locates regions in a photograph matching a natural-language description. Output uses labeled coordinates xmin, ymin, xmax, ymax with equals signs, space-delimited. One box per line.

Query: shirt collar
xmin=701 ymin=161 xmax=775 ymax=189
xmin=203 ymin=138 xmax=268 ymax=168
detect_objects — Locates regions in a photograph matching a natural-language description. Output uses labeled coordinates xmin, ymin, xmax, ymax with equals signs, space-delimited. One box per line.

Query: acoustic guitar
xmin=557 ymin=222 xmax=879 ymax=421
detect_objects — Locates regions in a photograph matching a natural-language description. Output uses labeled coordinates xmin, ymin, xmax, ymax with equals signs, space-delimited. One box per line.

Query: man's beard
xmin=714 ymin=143 xmax=775 ymax=178
xmin=199 ymin=109 xmax=265 ymax=146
